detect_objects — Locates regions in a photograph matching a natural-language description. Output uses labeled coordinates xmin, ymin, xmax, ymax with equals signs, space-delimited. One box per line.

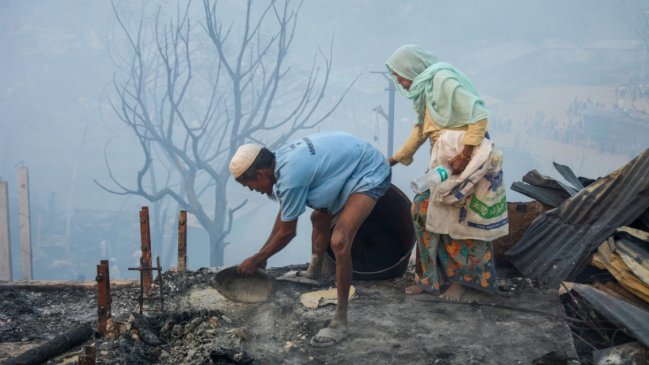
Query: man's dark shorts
xmin=360 ymin=171 xmax=392 ymax=201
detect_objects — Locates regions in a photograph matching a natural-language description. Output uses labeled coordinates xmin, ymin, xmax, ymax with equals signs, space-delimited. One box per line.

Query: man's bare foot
xmin=310 ymin=321 xmax=348 ymax=347
xmin=404 ymin=285 xmax=424 ymax=295
xmin=301 ymin=260 xmax=325 ymax=280
xmin=298 ymin=269 xmax=320 ymax=280
xmin=277 ymin=270 xmax=324 ymax=286
xmin=439 ymin=283 xmax=465 ymax=301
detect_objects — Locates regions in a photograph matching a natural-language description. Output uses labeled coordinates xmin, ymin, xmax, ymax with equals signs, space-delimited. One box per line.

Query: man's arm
xmin=237 ymin=211 xmax=297 ymax=274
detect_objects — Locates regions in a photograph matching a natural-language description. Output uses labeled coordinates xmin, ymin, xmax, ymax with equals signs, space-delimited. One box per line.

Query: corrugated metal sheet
xmin=523 ymin=168 xmax=579 ymax=196
xmin=505 ymin=148 xmax=649 ymax=288
xmin=510 ymin=181 xmax=568 ymax=207
xmin=552 ymin=162 xmax=585 ymax=191
xmin=511 ymin=167 xmax=578 ymax=207
xmin=572 ymin=283 xmax=649 ymax=348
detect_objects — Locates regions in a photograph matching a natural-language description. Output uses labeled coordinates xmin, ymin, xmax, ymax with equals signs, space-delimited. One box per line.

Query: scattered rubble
xmin=1 ymin=265 xmax=577 ymax=364
xmin=507 ymin=148 xmax=649 ymax=363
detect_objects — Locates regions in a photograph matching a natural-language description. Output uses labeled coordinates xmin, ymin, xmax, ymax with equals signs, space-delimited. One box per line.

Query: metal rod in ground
xmin=139 ymin=207 xmax=152 ymax=294
xmin=127 ymin=259 xmax=145 ymax=314
xmin=157 ymin=256 xmax=164 ymax=312
xmin=96 ymin=260 xmax=111 ymax=335
xmin=138 ymin=257 xmax=144 ymax=314
xmin=178 ymin=210 xmax=187 ymax=272
xmin=128 ymin=256 xmax=165 ymax=314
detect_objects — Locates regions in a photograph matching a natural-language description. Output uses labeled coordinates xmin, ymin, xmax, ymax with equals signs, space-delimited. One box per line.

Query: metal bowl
xmin=214 ymin=266 xmax=276 ymax=303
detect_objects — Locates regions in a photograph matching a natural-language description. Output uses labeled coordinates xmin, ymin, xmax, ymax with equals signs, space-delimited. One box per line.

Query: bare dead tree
xmin=96 ymin=0 xmax=357 ymax=266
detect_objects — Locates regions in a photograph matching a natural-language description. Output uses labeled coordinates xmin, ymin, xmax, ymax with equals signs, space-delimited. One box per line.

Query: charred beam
xmin=4 ymin=322 xmax=94 ymax=365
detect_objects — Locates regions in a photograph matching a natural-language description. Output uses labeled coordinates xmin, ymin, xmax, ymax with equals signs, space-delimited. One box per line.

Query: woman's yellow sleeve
xmin=392 ymin=125 xmax=427 ymax=165
xmin=462 ymin=118 xmax=488 ymax=146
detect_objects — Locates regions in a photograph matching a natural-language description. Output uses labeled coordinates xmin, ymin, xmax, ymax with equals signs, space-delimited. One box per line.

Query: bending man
xmin=229 ymin=131 xmax=391 ymax=347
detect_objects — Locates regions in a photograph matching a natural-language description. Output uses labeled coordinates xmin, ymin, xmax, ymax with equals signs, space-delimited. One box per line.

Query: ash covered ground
xmin=0 ymin=265 xmax=577 ymax=364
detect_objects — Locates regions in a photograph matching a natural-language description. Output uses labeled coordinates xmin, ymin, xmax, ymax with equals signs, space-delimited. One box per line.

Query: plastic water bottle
xmin=410 ymin=165 xmax=449 ymax=194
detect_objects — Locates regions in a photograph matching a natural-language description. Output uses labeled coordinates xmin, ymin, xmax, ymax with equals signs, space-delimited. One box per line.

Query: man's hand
xmin=237 ymin=256 xmax=259 ymax=274
xmin=388 ymin=157 xmax=398 ymax=166
xmin=237 ymin=214 xmax=297 ymax=275
xmin=258 ymin=259 xmax=268 ymax=269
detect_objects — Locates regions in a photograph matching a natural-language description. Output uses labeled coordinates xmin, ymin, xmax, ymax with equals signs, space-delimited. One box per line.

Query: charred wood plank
xmin=3 ymin=322 xmax=94 ymax=365
xmin=0 ymin=280 xmax=137 ymax=291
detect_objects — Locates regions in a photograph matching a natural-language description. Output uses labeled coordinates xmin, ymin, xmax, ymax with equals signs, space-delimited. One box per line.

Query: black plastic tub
xmin=325 ymin=184 xmax=415 ymax=281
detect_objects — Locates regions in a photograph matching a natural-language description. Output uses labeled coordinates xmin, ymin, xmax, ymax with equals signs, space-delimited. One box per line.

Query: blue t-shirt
xmin=274 ymin=132 xmax=390 ymax=221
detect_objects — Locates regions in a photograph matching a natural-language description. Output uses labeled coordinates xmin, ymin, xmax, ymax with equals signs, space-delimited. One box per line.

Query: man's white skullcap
xmin=229 ymin=143 xmax=262 ymax=178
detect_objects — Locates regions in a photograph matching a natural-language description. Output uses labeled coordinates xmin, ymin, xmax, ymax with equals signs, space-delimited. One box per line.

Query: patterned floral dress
xmin=412 ymin=190 xmax=497 ymax=293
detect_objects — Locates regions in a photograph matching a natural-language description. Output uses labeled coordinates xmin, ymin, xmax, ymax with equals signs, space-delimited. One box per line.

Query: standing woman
xmin=386 ymin=44 xmax=505 ymax=300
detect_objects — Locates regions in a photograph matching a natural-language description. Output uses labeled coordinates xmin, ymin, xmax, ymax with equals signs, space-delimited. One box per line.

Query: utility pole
xmin=371 ymin=71 xmax=396 ymax=157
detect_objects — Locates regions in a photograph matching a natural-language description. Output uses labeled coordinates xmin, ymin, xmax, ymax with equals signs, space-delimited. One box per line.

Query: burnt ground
xmin=0 ymin=265 xmax=578 ymax=365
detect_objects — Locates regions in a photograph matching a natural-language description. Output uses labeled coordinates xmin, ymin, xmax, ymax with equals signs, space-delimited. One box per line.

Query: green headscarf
xmin=386 ymin=44 xmax=488 ymax=128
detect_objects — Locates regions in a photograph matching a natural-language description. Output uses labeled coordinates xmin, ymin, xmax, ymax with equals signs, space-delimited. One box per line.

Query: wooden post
xmin=16 ymin=167 xmax=32 ymax=280
xmin=178 ymin=210 xmax=187 ymax=272
xmin=96 ymin=260 xmax=111 ymax=334
xmin=0 ymin=181 xmax=12 ymax=281
xmin=139 ymin=207 xmax=152 ymax=293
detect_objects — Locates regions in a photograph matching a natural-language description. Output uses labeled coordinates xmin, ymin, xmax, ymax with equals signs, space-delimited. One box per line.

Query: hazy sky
xmin=1 ymin=0 xmax=647 ymax=277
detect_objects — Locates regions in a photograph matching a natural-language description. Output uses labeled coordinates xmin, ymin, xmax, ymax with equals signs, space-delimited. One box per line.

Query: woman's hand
xmin=388 ymin=157 xmax=398 ymax=166
xmin=449 ymin=145 xmax=474 ymax=175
